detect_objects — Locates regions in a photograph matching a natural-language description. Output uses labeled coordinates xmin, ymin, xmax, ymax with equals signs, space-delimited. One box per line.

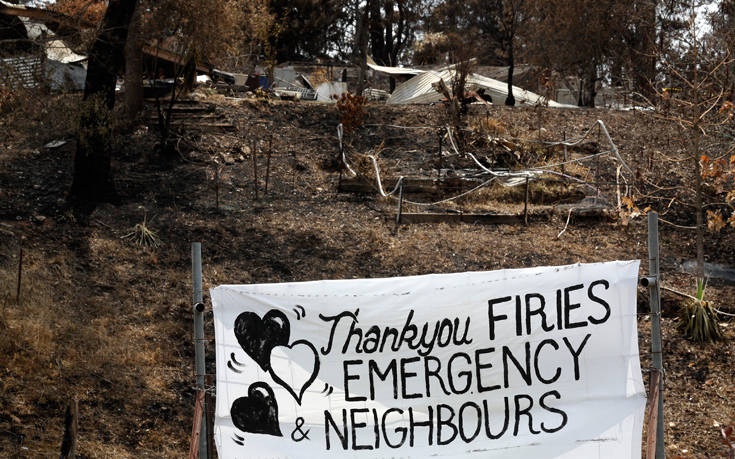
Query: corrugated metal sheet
xmin=45 ymin=39 xmax=86 ymax=64
xmin=387 ymin=68 xmax=572 ymax=107
xmin=387 ymin=70 xmax=445 ymax=105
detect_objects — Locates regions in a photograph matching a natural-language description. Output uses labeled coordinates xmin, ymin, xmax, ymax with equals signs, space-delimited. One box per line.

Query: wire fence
xmin=339 ymin=119 xmax=634 ymax=209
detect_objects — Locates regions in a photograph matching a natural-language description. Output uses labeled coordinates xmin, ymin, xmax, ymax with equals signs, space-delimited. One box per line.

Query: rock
xmin=44 ymin=139 xmax=67 ymax=149
xmin=33 ymin=215 xmax=46 ymax=223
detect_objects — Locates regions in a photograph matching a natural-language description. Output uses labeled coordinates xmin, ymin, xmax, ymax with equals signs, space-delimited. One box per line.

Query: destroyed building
xmin=0 ymin=0 xmax=87 ymax=91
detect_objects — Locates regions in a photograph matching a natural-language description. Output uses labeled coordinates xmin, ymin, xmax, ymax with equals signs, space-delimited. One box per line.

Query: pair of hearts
xmin=231 ymin=310 xmax=320 ymax=437
xmin=233 ymin=310 xmax=320 ymax=404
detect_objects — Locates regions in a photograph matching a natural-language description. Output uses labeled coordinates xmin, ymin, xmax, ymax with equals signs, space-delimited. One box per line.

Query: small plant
xmin=336 ymin=93 xmax=366 ymax=134
xmin=678 ymin=278 xmax=723 ymax=342
xmin=122 ymin=216 xmax=161 ymax=248
xmin=432 ymin=56 xmax=475 ymax=134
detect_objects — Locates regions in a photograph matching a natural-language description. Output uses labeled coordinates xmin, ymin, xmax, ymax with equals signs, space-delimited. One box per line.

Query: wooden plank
xmin=645 ymin=369 xmax=661 ymax=459
xmin=145 ymin=113 xmax=220 ymax=122
xmin=189 ymin=390 xmax=205 ymax=459
xmin=340 ymin=177 xmax=480 ymax=194
xmin=398 ymin=213 xmax=522 ymax=225
xmin=166 ymin=106 xmax=215 ymax=114
xmin=553 ymin=206 xmax=612 ymax=221
xmin=154 ymin=122 xmax=236 ymax=132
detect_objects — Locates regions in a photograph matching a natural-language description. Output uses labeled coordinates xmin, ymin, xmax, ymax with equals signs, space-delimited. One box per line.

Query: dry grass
xmin=0 ymin=230 xmax=191 ymax=456
xmin=468 ymin=115 xmax=508 ymax=136
xmin=0 ymin=98 xmax=732 ymax=457
xmin=0 ymin=88 xmax=80 ymax=146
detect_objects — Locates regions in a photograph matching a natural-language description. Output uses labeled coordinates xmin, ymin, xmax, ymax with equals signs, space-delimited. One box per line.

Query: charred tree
xmin=355 ymin=0 xmax=370 ymax=96
xmin=69 ymin=0 xmax=137 ymax=207
xmin=502 ymin=1 xmax=521 ymax=106
xmin=124 ymin=5 xmax=144 ymax=122
xmin=505 ymin=45 xmax=515 ymax=106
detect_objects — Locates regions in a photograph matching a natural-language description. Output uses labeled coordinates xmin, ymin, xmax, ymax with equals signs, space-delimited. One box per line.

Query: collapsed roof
xmin=368 ymin=60 xmax=572 ymax=107
xmin=1 ymin=2 xmax=88 ymax=90
xmin=20 ymin=17 xmax=86 ymax=64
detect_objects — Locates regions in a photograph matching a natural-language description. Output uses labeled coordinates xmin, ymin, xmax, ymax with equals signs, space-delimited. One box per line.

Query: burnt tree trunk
xmin=356 ymin=1 xmax=370 ymax=95
xmin=69 ymin=0 xmax=137 ymax=206
xmin=633 ymin=0 xmax=657 ymax=99
xmin=578 ymin=63 xmax=597 ymax=107
xmin=368 ymin=0 xmax=385 ymax=64
xmin=124 ymin=5 xmax=144 ymax=122
xmin=502 ymin=1 xmax=517 ymax=106
xmin=505 ymin=44 xmax=515 ymax=106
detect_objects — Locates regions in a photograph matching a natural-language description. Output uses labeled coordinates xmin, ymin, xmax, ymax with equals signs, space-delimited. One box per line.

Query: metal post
xmin=395 ymin=179 xmax=404 ymax=228
xmin=338 ymin=139 xmax=344 ymax=191
xmin=16 ymin=247 xmax=23 ymax=304
xmin=214 ymin=167 xmax=220 ymax=211
xmin=438 ymin=134 xmax=443 ymax=171
xmin=647 ymin=212 xmax=664 ymax=459
xmin=191 ymin=243 xmax=208 ymax=459
xmin=265 ymin=135 xmax=272 ymax=194
xmin=524 ymin=177 xmax=530 ymax=225
xmin=252 ymin=140 xmax=259 ymax=200
xmin=562 ymin=131 xmax=567 ymax=176
xmin=337 ymin=123 xmax=344 ymax=191
xmin=537 ymin=116 xmax=542 ymax=142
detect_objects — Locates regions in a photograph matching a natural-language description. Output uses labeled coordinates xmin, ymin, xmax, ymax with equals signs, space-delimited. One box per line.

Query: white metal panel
xmin=366 ymin=61 xmax=423 ymax=76
xmin=387 ymin=68 xmax=573 ymax=107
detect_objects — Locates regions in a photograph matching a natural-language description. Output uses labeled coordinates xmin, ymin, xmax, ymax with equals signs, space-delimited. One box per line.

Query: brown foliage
xmin=141 ymin=0 xmax=247 ymax=66
xmin=701 ymin=153 xmax=735 ymax=231
xmin=50 ymin=0 xmax=107 ymax=25
xmin=336 ymin=93 xmax=366 ymax=134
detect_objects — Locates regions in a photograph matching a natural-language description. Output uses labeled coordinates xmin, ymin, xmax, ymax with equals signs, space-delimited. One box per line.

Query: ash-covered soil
xmin=0 ymin=96 xmax=733 ymax=457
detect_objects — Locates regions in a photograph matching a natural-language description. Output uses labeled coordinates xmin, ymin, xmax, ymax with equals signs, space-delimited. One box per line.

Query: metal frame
xmin=191 ymin=243 xmax=208 ymax=459
xmin=643 ymin=212 xmax=665 ymax=459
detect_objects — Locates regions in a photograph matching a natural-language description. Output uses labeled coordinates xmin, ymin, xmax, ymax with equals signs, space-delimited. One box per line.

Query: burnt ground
xmin=0 ymin=95 xmax=733 ymax=457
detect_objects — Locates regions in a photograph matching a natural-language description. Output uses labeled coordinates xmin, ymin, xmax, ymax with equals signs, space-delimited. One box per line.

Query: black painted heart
xmin=234 ymin=310 xmax=290 ymax=371
xmin=231 ymin=382 xmax=282 ymax=437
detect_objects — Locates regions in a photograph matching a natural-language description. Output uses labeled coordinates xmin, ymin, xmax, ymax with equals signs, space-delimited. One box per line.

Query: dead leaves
xmin=619 ymin=196 xmax=650 ymax=226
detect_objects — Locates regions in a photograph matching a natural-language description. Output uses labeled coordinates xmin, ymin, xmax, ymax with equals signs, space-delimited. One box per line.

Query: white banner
xmin=211 ymin=261 xmax=645 ymax=458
